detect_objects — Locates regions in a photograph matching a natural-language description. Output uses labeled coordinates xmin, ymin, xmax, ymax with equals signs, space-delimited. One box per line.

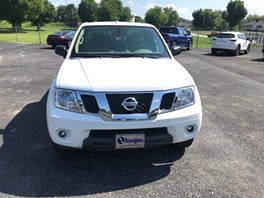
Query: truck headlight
xmin=54 ymin=89 xmax=82 ymax=113
xmin=175 ymin=86 xmax=195 ymax=109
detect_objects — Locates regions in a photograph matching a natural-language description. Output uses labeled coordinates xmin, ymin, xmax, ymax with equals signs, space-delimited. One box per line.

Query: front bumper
xmin=46 ymin=82 xmax=202 ymax=150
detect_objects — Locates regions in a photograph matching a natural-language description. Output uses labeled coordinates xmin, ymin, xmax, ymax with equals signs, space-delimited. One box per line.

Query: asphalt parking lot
xmin=0 ymin=43 xmax=264 ymax=198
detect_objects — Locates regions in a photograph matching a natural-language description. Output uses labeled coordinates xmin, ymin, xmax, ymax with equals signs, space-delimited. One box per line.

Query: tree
xmin=163 ymin=7 xmax=180 ymax=26
xmin=120 ymin=6 xmax=132 ymax=21
xmin=145 ymin=6 xmax=168 ymax=29
xmin=226 ymin=0 xmax=247 ymax=30
xmin=135 ymin=16 xmax=145 ymax=23
xmin=56 ymin=5 xmax=66 ymax=22
xmin=32 ymin=0 xmax=56 ymax=27
xmin=192 ymin=9 xmax=229 ymax=30
xmin=0 ymin=0 xmax=44 ymax=29
xmin=192 ymin=9 xmax=204 ymax=29
xmin=65 ymin=3 xmax=79 ymax=25
xmin=97 ymin=0 xmax=123 ymax=21
xmin=78 ymin=0 xmax=98 ymax=22
xmin=0 ymin=0 xmax=11 ymax=20
xmin=243 ymin=14 xmax=264 ymax=23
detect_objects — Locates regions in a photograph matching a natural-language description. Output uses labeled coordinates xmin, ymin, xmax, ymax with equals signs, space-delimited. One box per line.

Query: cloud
xmin=164 ymin=3 xmax=192 ymax=20
xmin=145 ymin=3 xmax=158 ymax=9
xmin=128 ymin=0 xmax=134 ymax=5
xmin=165 ymin=3 xmax=176 ymax=9
xmin=95 ymin=0 xmax=101 ymax=3
xmin=176 ymin=7 xmax=192 ymax=19
xmin=243 ymin=0 xmax=264 ymax=15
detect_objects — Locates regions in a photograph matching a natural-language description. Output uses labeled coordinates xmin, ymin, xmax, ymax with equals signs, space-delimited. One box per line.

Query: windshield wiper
xmin=119 ymin=54 xmax=160 ymax=58
xmin=72 ymin=54 xmax=120 ymax=58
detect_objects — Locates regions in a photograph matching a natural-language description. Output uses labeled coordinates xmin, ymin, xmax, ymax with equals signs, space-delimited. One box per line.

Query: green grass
xmin=0 ymin=21 xmax=76 ymax=44
xmin=193 ymin=36 xmax=213 ymax=48
xmin=0 ymin=20 xmax=218 ymax=47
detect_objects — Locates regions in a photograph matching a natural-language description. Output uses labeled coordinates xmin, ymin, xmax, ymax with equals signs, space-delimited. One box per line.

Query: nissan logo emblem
xmin=122 ymin=97 xmax=138 ymax=111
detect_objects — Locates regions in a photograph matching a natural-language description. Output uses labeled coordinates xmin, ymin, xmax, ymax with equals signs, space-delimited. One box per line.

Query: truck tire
xmin=170 ymin=41 xmax=177 ymax=49
xmin=187 ymin=41 xmax=192 ymax=50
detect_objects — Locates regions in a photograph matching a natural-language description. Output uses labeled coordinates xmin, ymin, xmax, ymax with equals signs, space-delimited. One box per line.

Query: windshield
xmin=70 ymin=25 xmax=170 ymax=58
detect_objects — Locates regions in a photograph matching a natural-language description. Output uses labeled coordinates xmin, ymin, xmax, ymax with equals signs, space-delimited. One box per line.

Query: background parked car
xmin=46 ymin=30 xmax=76 ymax=49
xmin=211 ymin=31 xmax=251 ymax=56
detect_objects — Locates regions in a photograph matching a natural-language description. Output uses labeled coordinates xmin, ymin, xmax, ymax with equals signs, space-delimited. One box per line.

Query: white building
xmin=242 ymin=20 xmax=264 ymax=32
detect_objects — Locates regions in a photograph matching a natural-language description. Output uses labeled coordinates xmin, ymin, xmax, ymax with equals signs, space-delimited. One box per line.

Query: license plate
xmin=115 ymin=134 xmax=145 ymax=149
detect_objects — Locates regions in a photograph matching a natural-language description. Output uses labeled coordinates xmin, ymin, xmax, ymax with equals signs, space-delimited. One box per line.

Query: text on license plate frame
xmin=115 ymin=133 xmax=145 ymax=149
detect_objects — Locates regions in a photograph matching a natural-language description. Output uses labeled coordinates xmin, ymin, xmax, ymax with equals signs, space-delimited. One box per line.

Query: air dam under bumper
xmin=47 ymin=99 xmax=202 ymax=150
xmin=82 ymin=127 xmax=173 ymax=150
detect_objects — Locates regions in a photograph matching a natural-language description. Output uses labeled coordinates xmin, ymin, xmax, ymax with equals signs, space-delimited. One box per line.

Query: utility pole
xmin=202 ymin=15 xmax=205 ymax=30
xmin=65 ymin=0 xmax=68 ymax=29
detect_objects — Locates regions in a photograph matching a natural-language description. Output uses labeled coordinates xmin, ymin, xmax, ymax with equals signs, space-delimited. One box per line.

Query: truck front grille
xmin=80 ymin=95 xmax=99 ymax=113
xmin=79 ymin=91 xmax=178 ymax=118
xmin=160 ymin=92 xmax=176 ymax=110
xmin=106 ymin=93 xmax=153 ymax=114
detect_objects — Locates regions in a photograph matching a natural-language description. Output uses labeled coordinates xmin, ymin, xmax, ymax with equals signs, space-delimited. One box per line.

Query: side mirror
xmin=171 ymin=45 xmax=182 ymax=56
xmin=55 ymin=45 xmax=67 ymax=58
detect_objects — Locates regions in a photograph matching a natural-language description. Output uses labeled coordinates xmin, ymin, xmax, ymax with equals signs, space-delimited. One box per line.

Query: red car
xmin=46 ymin=30 xmax=76 ymax=49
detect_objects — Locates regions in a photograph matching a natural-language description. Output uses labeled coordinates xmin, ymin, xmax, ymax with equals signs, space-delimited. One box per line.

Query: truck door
xmin=179 ymin=28 xmax=189 ymax=46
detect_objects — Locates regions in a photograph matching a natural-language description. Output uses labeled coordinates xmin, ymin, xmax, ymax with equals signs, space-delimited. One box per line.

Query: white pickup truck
xmin=46 ymin=21 xmax=202 ymax=155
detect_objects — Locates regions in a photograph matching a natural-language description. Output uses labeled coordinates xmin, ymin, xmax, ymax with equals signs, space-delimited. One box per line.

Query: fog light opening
xmin=57 ymin=130 xmax=68 ymax=138
xmin=186 ymin=125 xmax=195 ymax=133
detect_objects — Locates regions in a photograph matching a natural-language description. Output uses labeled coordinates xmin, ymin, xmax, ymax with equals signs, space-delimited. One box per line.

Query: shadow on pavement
xmin=0 ymin=91 xmax=185 ymax=197
xmin=250 ymin=58 xmax=264 ymax=62
xmin=39 ymin=46 xmax=54 ymax=50
xmin=203 ymin=52 xmax=232 ymax=56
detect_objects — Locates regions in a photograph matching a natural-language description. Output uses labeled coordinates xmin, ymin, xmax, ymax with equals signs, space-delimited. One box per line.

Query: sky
xmin=50 ymin=0 xmax=264 ymax=20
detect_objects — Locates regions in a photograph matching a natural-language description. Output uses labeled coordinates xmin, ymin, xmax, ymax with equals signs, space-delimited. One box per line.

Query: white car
xmin=211 ymin=31 xmax=251 ymax=56
xmin=46 ymin=21 xmax=202 ymax=155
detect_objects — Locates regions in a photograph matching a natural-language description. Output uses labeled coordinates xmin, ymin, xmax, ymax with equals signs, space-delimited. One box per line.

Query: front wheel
xmin=244 ymin=44 xmax=250 ymax=54
xmin=187 ymin=41 xmax=192 ymax=50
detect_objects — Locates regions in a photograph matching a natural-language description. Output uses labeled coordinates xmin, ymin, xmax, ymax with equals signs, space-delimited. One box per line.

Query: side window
xmin=179 ymin=29 xmax=184 ymax=36
xmin=241 ymin=34 xmax=246 ymax=40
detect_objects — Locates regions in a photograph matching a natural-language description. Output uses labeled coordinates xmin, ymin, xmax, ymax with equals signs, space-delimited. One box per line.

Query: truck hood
xmin=56 ymin=58 xmax=193 ymax=92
